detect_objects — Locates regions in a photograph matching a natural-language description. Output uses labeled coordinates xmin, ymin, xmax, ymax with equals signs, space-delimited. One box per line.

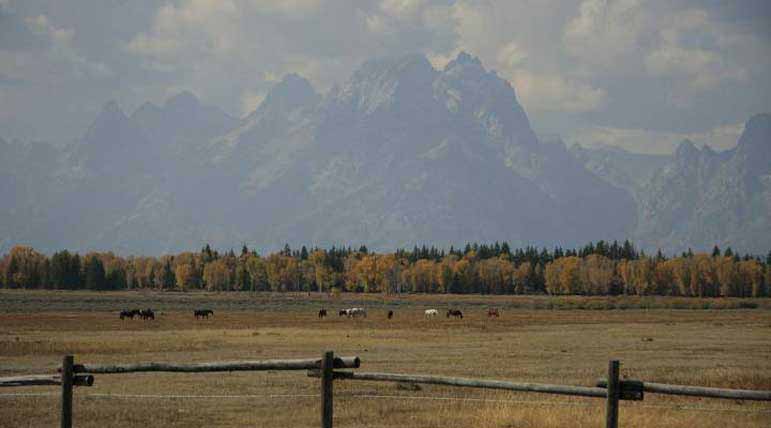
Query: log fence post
xmin=606 ymin=360 xmax=620 ymax=428
xmin=321 ymin=351 xmax=334 ymax=428
xmin=61 ymin=355 xmax=74 ymax=428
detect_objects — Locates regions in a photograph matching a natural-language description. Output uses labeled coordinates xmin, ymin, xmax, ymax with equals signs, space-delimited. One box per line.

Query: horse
xmin=318 ymin=309 xmax=328 ymax=318
xmin=120 ymin=309 xmax=140 ymax=320
xmin=338 ymin=309 xmax=349 ymax=317
xmin=424 ymin=309 xmax=438 ymax=318
xmin=348 ymin=308 xmax=367 ymax=318
xmin=487 ymin=308 xmax=500 ymax=318
xmin=194 ymin=309 xmax=213 ymax=319
xmin=387 ymin=310 xmax=394 ymax=319
xmin=140 ymin=309 xmax=155 ymax=320
xmin=447 ymin=309 xmax=463 ymax=319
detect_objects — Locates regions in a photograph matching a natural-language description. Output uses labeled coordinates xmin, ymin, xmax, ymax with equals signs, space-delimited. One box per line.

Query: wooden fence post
xmin=606 ymin=360 xmax=620 ymax=428
xmin=61 ymin=355 xmax=74 ymax=428
xmin=321 ymin=351 xmax=334 ymax=428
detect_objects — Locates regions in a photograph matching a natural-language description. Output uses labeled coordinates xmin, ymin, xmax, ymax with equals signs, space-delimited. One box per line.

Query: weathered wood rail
xmin=597 ymin=378 xmax=771 ymax=401
xmin=0 ymin=374 xmax=94 ymax=388
xmin=70 ymin=356 xmax=360 ymax=374
xmin=308 ymin=370 xmax=608 ymax=398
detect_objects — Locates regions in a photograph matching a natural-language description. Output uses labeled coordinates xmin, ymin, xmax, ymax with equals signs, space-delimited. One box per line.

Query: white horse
xmin=424 ymin=309 xmax=438 ymax=318
xmin=349 ymin=307 xmax=367 ymax=318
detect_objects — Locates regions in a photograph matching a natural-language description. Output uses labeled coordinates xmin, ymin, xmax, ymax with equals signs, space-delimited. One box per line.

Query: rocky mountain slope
xmin=0 ymin=53 xmax=768 ymax=255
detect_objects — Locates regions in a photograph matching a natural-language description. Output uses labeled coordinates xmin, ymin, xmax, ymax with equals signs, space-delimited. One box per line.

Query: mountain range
xmin=1 ymin=52 xmax=769 ymax=255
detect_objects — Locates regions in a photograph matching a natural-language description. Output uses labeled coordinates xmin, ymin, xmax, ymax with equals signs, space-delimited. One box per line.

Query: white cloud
xmin=379 ymin=0 xmax=426 ymax=19
xmin=563 ymin=0 xmax=646 ymax=71
xmin=644 ymin=9 xmax=748 ymax=94
xmin=510 ymin=69 xmax=607 ymax=113
xmin=496 ymin=41 xmax=527 ymax=69
xmin=22 ymin=14 xmax=113 ymax=79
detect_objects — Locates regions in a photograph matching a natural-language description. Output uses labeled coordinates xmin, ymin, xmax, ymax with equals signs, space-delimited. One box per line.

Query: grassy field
xmin=1 ymin=290 xmax=770 ymax=427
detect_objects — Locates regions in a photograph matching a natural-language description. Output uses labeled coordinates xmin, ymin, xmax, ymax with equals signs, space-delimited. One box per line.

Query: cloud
xmin=496 ymin=41 xmax=527 ymax=69
xmin=510 ymin=70 xmax=607 ymax=113
xmin=24 ymin=14 xmax=113 ymax=79
xmin=644 ymin=9 xmax=748 ymax=95
xmin=563 ymin=0 xmax=646 ymax=71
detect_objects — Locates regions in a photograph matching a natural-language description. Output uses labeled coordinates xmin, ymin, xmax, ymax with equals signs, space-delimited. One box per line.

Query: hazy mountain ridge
xmin=0 ymin=54 xmax=768 ymax=255
xmin=569 ymin=144 xmax=670 ymax=197
xmin=635 ymin=114 xmax=771 ymax=253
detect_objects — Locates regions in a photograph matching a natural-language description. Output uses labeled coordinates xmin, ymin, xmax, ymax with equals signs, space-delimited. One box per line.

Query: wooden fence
xmin=2 ymin=353 xmax=769 ymax=428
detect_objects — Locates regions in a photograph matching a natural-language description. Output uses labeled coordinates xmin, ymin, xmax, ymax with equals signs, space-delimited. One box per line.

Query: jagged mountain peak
xmin=95 ymin=100 xmax=127 ymax=123
xmin=165 ymin=90 xmax=200 ymax=110
xmin=735 ymin=113 xmax=771 ymax=176
xmin=674 ymin=139 xmax=698 ymax=158
xmin=434 ymin=51 xmax=536 ymax=149
xmin=252 ymin=73 xmax=319 ymax=116
xmin=444 ymin=51 xmax=483 ymax=72
xmin=737 ymin=113 xmax=771 ymax=152
xmin=335 ymin=53 xmax=437 ymax=115
xmin=353 ymin=53 xmax=435 ymax=79
xmin=82 ymin=101 xmax=133 ymax=145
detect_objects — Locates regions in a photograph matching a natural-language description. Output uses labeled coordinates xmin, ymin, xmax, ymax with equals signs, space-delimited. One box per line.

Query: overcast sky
xmin=1 ymin=0 xmax=769 ymax=153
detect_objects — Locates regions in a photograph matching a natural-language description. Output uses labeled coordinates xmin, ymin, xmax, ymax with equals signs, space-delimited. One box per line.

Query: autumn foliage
xmin=1 ymin=242 xmax=769 ymax=297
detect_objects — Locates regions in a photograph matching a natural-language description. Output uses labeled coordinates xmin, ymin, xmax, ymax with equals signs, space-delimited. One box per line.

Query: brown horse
xmin=446 ymin=309 xmax=463 ymax=319
xmin=318 ymin=309 xmax=328 ymax=318
xmin=194 ymin=309 xmax=213 ymax=319
xmin=387 ymin=310 xmax=394 ymax=319
xmin=487 ymin=308 xmax=500 ymax=318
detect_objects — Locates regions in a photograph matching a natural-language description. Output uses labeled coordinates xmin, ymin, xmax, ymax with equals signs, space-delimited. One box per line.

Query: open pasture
xmin=1 ymin=290 xmax=770 ymax=427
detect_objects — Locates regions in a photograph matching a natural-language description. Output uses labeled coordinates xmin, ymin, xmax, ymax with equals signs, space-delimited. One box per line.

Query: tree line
xmin=1 ymin=242 xmax=769 ymax=297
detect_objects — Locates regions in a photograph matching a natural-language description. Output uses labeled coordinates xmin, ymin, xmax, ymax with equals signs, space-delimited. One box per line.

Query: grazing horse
xmin=338 ymin=309 xmax=349 ymax=317
xmin=446 ymin=309 xmax=463 ymax=319
xmin=387 ymin=310 xmax=394 ymax=319
xmin=194 ymin=309 xmax=213 ymax=319
xmin=120 ymin=309 xmax=140 ymax=320
xmin=487 ymin=308 xmax=500 ymax=318
xmin=140 ymin=309 xmax=155 ymax=320
xmin=348 ymin=308 xmax=367 ymax=318
xmin=424 ymin=309 xmax=439 ymax=318
xmin=318 ymin=309 xmax=328 ymax=318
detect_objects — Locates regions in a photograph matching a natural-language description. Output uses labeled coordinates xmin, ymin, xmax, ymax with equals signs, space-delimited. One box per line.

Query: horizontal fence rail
xmin=0 ymin=375 xmax=61 ymax=388
xmin=70 ymin=356 xmax=360 ymax=374
xmin=597 ymin=379 xmax=771 ymax=401
xmin=0 ymin=374 xmax=94 ymax=388
xmin=309 ymin=370 xmax=608 ymax=398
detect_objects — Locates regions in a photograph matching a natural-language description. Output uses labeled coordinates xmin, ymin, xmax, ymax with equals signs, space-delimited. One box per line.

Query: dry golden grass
xmin=1 ymin=290 xmax=770 ymax=427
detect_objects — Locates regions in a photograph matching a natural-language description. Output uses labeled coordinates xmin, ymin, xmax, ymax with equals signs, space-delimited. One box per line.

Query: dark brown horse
xmin=140 ymin=309 xmax=155 ymax=320
xmin=387 ymin=310 xmax=394 ymax=319
xmin=194 ymin=309 xmax=213 ymax=319
xmin=120 ymin=309 xmax=140 ymax=320
xmin=318 ymin=309 xmax=328 ymax=318
xmin=447 ymin=309 xmax=463 ymax=319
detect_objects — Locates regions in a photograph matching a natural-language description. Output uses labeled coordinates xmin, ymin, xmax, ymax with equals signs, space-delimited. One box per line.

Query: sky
xmin=0 ymin=0 xmax=769 ymax=154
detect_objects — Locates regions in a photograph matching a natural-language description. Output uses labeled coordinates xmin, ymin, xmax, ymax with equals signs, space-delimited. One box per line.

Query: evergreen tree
xmin=162 ymin=260 xmax=176 ymax=289
xmin=84 ymin=257 xmax=106 ymax=290
xmin=712 ymin=245 xmax=721 ymax=257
